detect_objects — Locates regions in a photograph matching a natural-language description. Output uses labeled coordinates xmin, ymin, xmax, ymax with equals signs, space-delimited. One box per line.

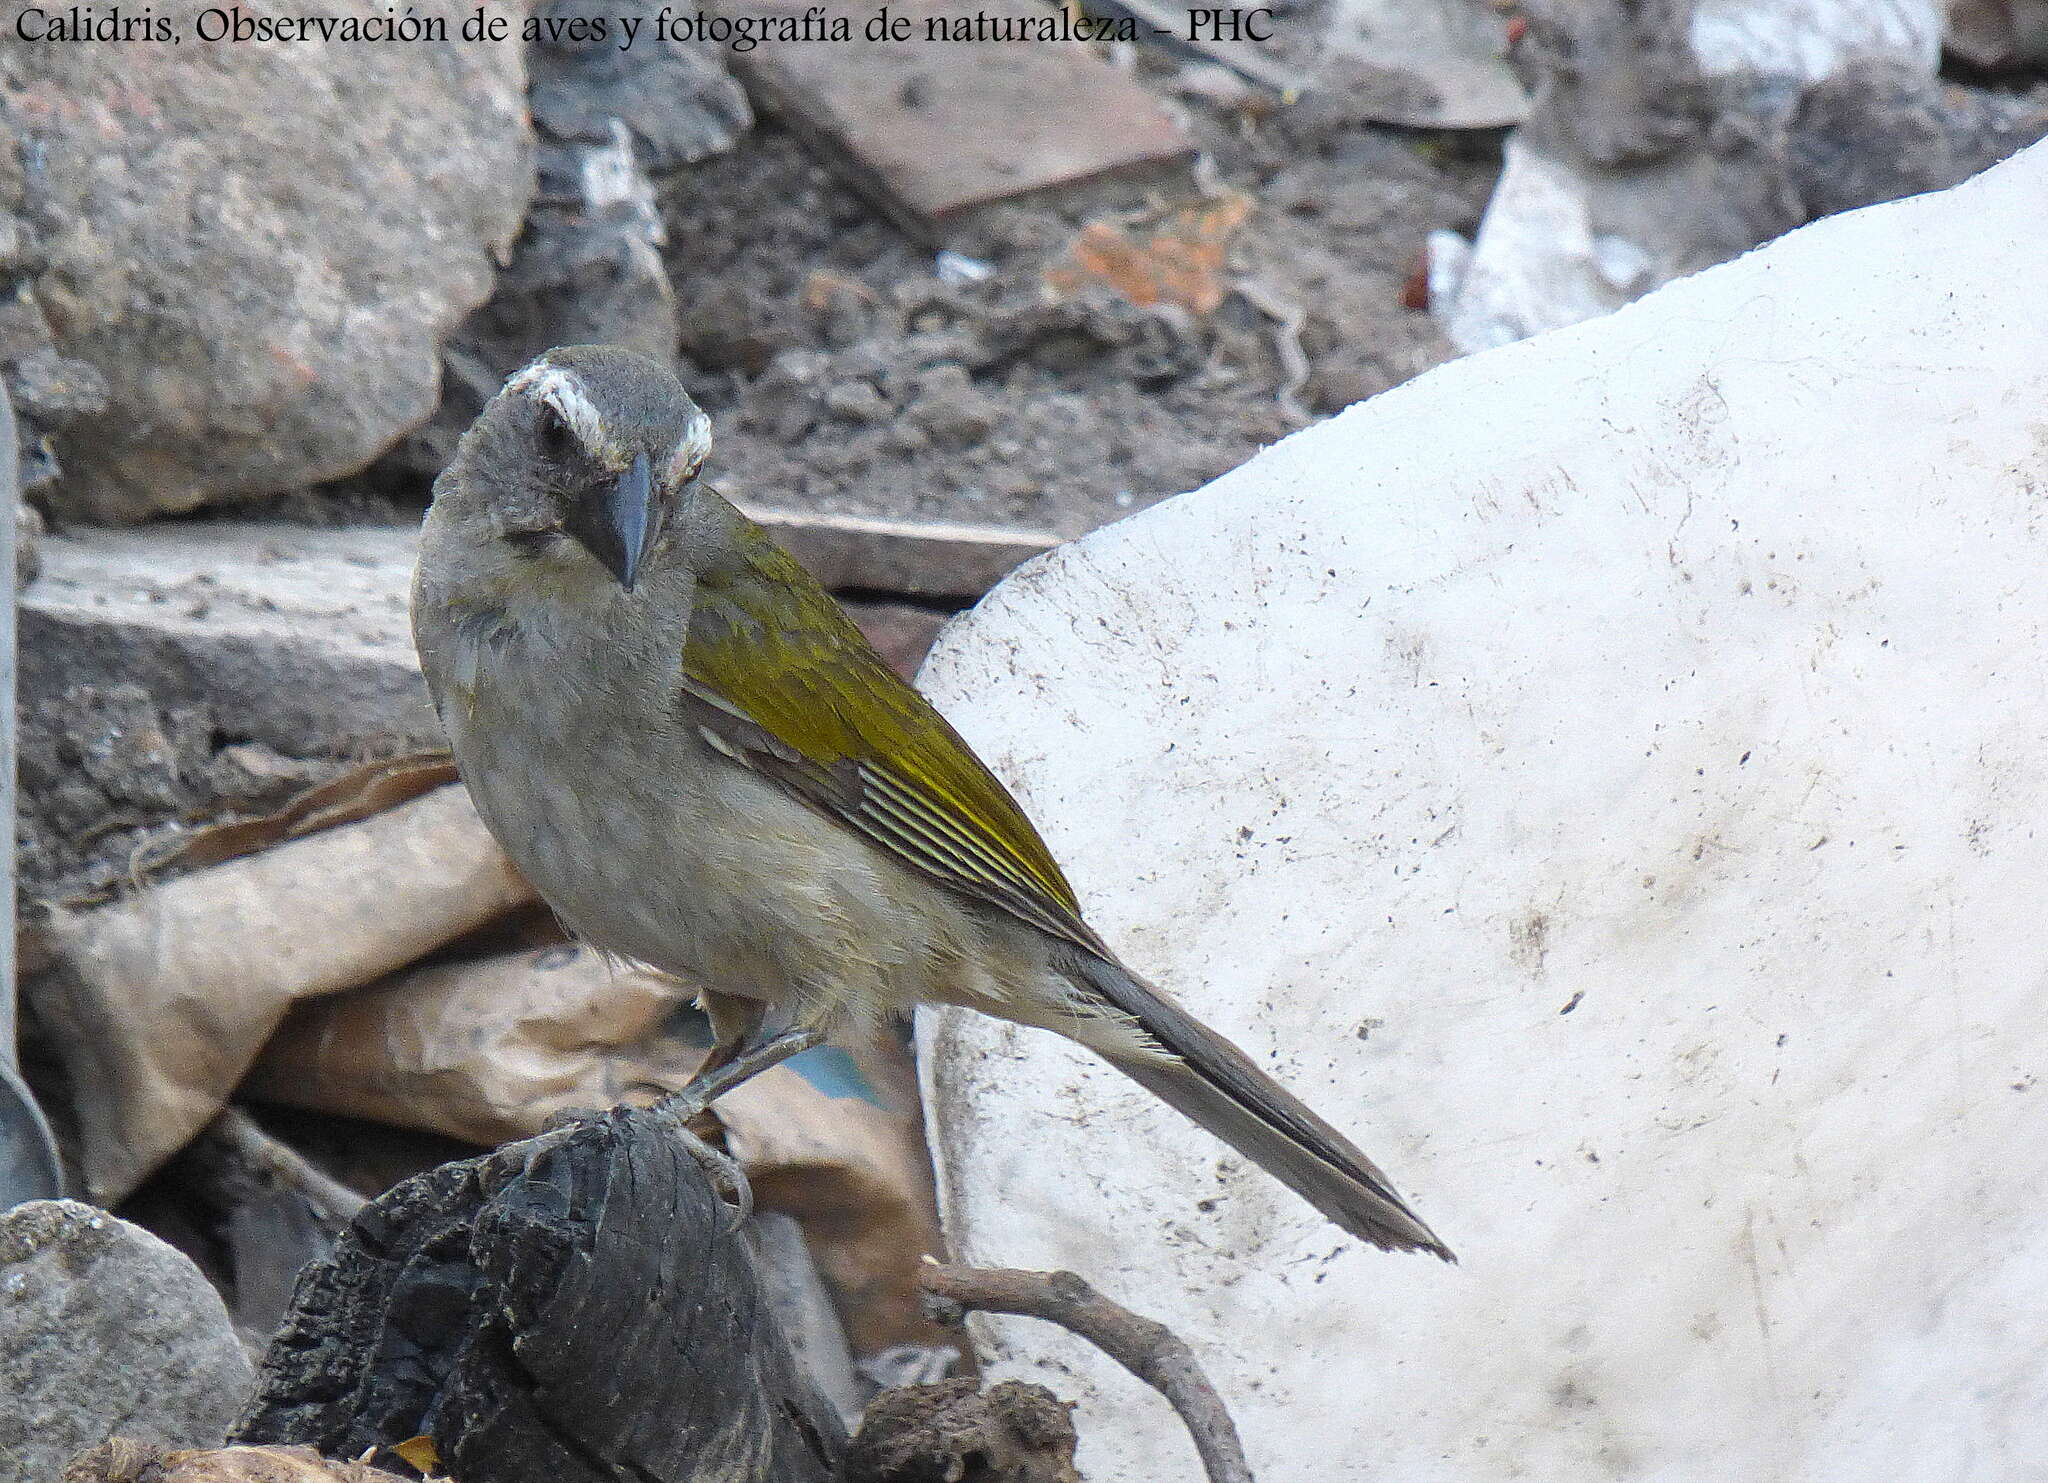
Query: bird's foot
xmin=651 ymin=1024 xmax=826 ymax=1232
xmin=668 ymin=1117 xmax=754 ymax=1231
xmin=539 ymin=1104 xmax=608 ymax=1134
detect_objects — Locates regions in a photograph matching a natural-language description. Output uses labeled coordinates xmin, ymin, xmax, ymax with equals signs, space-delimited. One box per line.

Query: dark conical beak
xmin=569 ymin=451 xmax=653 ymax=591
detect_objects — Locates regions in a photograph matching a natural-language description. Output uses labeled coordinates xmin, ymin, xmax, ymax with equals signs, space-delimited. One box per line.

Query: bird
xmin=412 ymin=343 xmax=1453 ymax=1261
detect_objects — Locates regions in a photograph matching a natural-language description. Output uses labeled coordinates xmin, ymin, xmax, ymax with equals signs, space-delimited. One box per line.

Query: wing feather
xmin=677 ymin=498 xmax=1104 ymax=955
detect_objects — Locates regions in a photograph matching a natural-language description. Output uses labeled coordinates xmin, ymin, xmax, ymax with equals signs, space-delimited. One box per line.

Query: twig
xmin=919 ymin=1262 xmax=1254 ymax=1483
xmin=206 ymin=1105 xmax=368 ymax=1228
xmin=1232 ymin=276 xmax=1312 ymax=427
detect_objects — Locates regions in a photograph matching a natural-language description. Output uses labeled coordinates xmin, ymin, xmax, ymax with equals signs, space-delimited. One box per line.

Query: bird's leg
xmin=693 ymin=989 xmax=767 ymax=1085
xmin=656 ymin=1019 xmax=827 ymax=1229
xmin=657 ymin=1023 xmax=828 ymax=1121
xmin=657 ymin=991 xmax=766 ymax=1225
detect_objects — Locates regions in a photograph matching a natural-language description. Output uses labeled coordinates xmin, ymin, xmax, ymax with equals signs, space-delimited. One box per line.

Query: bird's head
xmin=435 ymin=344 xmax=713 ymax=593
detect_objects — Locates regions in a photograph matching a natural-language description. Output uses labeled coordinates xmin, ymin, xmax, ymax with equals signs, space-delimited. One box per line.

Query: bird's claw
xmin=645 ymin=1023 xmax=829 ymax=1233
xmin=540 ymin=1104 xmax=608 ymax=1135
xmin=667 ymin=1113 xmax=754 ymax=1232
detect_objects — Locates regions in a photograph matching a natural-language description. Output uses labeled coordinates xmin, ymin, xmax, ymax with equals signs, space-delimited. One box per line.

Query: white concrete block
xmin=918 ymin=143 xmax=2048 ymax=1482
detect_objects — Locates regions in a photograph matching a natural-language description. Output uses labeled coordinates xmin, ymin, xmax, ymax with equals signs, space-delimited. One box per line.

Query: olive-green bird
xmin=412 ymin=344 xmax=1452 ymax=1260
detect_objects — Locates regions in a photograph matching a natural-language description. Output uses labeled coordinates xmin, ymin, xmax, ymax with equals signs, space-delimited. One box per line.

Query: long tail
xmin=1059 ymin=949 xmax=1454 ymax=1261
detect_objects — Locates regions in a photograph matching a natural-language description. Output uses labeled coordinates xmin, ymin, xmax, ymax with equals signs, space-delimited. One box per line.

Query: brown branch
xmin=204 ymin=1106 xmax=368 ymax=1228
xmin=919 ymin=1262 xmax=1254 ymax=1483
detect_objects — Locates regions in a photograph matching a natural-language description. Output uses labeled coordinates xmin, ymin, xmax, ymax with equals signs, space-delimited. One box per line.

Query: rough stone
xmin=1783 ymin=59 xmax=2048 ymax=218
xmin=0 ymin=1200 xmax=255 ymax=1483
xmin=369 ymin=0 xmax=750 ymax=487
xmin=17 ymin=524 xmax=436 ymax=761
xmin=903 ymin=365 xmax=1003 ymax=450
xmin=919 ymin=144 xmax=2048 ymax=1479
xmin=842 ymin=1379 xmax=1079 ymax=1483
xmin=527 ymin=0 xmax=750 ymax=172
xmin=0 ymin=12 xmax=533 ymax=521
xmin=15 ymin=520 xmax=432 ymax=899
xmin=13 ymin=497 xmax=39 ymax=586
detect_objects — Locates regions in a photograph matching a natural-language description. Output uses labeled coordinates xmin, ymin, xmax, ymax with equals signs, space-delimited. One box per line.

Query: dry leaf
xmin=387 ymin=1437 xmax=441 ymax=1477
xmin=155 ymin=752 xmax=459 ymax=876
xmin=65 ymin=1441 xmax=407 ymax=1483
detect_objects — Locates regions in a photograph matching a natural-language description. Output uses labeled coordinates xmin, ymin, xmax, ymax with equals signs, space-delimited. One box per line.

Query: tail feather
xmin=1063 ymin=951 xmax=1453 ymax=1261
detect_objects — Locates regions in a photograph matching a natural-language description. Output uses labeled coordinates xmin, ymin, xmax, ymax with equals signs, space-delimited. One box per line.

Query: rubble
xmin=1 ymin=1201 xmax=255 ymax=1483
xmin=660 ymin=126 xmax=1482 ymax=535
xmin=1430 ymin=0 xmax=2048 ymax=351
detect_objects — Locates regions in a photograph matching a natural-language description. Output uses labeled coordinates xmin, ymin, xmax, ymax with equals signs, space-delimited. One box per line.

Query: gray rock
xmin=0 ymin=158 xmax=107 ymax=500
xmin=904 ymin=366 xmax=1001 ymax=450
xmin=528 ymin=0 xmax=751 ymax=172
xmin=1785 ymin=61 xmax=2048 ymax=219
xmin=0 ymin=16 xmax=534 ymax=522
xmin=13 ymin=500 xmax=38 ymax=588
xmin=4 ymin=347 xmax=108 ymax=427
xmin=372 ymin=0 xmax=750 ymax=486
xmin=0 ymin=1200 xmax=255 ymax=1483
xmin=16 ymin=523 xmax=437 ymax=759
xmin=825 ymin=380 xmax=892 ymax=426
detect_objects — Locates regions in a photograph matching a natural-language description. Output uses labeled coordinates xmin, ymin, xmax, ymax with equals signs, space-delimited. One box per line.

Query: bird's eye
xmin=536 ymin=403 xmax=575 ymax=461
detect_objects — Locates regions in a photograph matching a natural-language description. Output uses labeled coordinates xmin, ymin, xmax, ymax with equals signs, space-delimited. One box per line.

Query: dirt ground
xmin=661 ymin=74 xmax=1499 ymax=535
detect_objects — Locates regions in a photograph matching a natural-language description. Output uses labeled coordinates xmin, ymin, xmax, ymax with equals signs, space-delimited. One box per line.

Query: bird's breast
xmin=424 ymin=597 xmax=1010 ymax=1023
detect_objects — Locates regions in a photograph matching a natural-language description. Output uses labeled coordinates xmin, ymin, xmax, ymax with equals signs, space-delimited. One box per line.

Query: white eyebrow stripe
xmin=667 ymin=407 xmax=714 ymax=483
xmin=504 ymin=363 xmax=613 ymax=461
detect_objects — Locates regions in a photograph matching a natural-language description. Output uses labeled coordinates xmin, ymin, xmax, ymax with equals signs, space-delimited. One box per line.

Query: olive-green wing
xmin=678 ymin=505 xmax=1105 ymax=956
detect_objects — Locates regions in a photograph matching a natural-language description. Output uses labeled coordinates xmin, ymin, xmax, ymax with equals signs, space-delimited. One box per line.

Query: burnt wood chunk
xmin=232 ymin=1108 xmax=845 ymax=1483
